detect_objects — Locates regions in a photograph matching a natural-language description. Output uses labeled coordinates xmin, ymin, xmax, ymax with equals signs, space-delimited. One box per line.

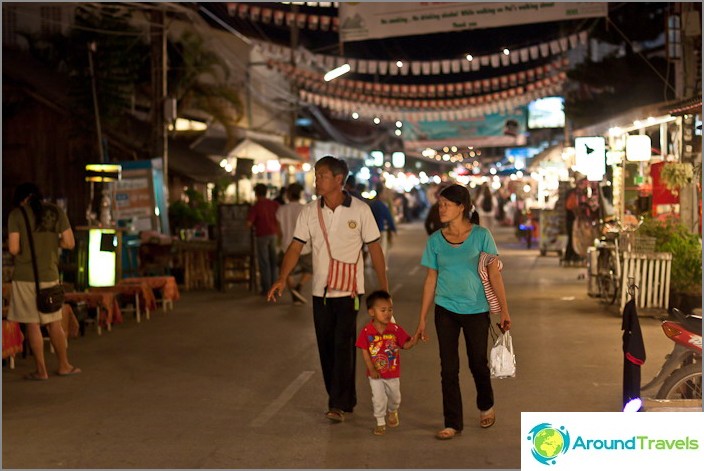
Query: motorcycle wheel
xmin=655 ymin=363 xmax=703 ymax=400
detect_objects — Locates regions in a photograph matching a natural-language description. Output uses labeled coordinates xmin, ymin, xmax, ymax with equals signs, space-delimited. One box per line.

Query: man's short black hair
xmin=287 ymin=182 xmax=303 ymax=200
xmin=254 ymin=183 xmax=268 ymax=197
xmin=366 ymin=289 xmax=392 ymax=310
xmin=315 ymin=155 xmax=349 ymax=182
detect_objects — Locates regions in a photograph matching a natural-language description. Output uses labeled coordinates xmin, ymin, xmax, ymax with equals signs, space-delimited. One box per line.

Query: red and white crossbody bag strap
xmin=317 ymin=203 xmax=360 ymax=297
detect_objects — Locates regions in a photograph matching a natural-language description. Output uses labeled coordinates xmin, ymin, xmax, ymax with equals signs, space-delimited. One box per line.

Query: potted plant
xmin=659 ymin=162 xmax=694 ymax=196
xmin=168 ymin=187 xmax=216 ymax=238
xmin=639 ymin=216 xmax=702 ymax=313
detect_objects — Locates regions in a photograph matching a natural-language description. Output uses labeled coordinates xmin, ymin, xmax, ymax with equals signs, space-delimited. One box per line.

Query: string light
xmin=466 ymin=53 xmax=473 ymax=61
xmin=503 ymin=48 xmax=510 ymax=55
xmin=373 ymin=117 xmax=381 ymax=124
xmin=352 ymin=112 xmax=359 ymax=119
xmin=396 ymin=60 xmax=403 ymax=68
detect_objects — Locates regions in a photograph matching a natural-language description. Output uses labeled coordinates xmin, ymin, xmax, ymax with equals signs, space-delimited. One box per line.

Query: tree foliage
xmin=167 ymin=31 xmax=244 ymax=149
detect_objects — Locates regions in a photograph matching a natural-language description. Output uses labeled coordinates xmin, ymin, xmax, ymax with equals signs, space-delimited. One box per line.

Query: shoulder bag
xmin=317 ymin=203 xmax=361 ymax=298
xmin=19 ymin=207 xmax=65 ymax=314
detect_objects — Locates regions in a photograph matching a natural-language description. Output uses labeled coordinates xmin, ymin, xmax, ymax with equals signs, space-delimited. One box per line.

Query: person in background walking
xmin=268 ymin=155 xmax=388 ymax=423
xmin=368 ymin=183 xmax=397 ymax=266
xmin=273 ymin=186 xmax=287 ymax=205
xmin=247 ymin=183 xmax=280 ymax=295
xmin=414 ymin=184 xmax=511 ymax=440
xmin=7 ymin=182 xmax=81 ymax=380
xmin=474 ymin=183 xmax=498 ymax=233
xmin=424 ymin=182 xmax=450 ymax=235
xmin=275 ymin=183 xmax=312 ymax=305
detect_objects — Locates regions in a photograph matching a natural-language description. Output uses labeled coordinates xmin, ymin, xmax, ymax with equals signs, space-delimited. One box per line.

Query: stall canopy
xmin=169 ymin=139 xmax=229 ymax=182
xmin=228 ymin=137 xmax=303 ymax=164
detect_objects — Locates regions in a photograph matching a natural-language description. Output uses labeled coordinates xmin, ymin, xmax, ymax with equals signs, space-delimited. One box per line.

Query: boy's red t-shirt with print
xmin=355 ymin=322 xmax=411 ymax=379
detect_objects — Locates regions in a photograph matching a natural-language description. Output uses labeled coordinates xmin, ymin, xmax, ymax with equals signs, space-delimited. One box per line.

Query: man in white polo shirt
xmin=268 ymin=156 xmax=389 ymax=422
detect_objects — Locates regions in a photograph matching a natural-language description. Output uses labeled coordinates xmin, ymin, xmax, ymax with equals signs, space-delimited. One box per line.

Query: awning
xmin=168 ymin=139 xmax=229 ymax=183
xmin=228 ymin=137 xmax=302 ymax=164
xmin=661 ymin=95 xmax=702 ymax=116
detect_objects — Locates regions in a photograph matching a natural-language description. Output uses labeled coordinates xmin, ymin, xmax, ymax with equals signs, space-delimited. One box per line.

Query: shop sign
xmin=574 ymin=136 xmax=606 ymax=181
xmin=625 ymin=135 xmax=652 ymax=161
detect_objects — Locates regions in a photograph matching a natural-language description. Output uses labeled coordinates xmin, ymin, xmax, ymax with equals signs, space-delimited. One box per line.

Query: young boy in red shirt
xmin=355 ymin=290 xmax=417 ymax=436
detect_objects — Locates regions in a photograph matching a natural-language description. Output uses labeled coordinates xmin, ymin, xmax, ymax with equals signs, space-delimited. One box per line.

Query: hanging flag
xmin=519 ymin=48 xmax=529 ymax=63
xmin=368 ymin=60 xmax=378 ymax=74
xmin=500 ymin=53 xmax=510 ymax=66
xmin=431 ymin=61 xmax=441 ymax=75
xmin=422 ymin=61 xmax=431 ymax=75
xmin=250 ymin=6 xmax=261 ymax=22
xmin=274 ymin=10 xmax=285 ymax=26
xmin=237 ymin=4 xmax=249 ymax=19
xmin=297 ymin=13 xmax=307 ymax=29
xmin=540 ymin=43 xmax=550 ymax=57
xmin=320 ymin=15 xmax=330 ymax=31
xmin=411 ymin=62 xmax=421 ymax=75
xmin=307 ymin=14 xmax=319 ymax=30
xmin=261 ymin=8 xmax=272 ymax=24
xmin=379 ymin=61 xmax=388 ymax=75
xmin=451 ymin=60 xmax=461 ymax=73
xmin=491 ymin=54 xmax=500 ymax=68
xmin=286 ymin=12 xmax=296 ymax=27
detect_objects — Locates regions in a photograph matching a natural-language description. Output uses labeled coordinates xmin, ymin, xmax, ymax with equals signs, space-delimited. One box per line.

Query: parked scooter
xmin=641 ymin=308 xmax=702 ymax=400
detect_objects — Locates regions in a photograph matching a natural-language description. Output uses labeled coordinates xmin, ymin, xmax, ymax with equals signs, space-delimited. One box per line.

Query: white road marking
xmin=390 ymin=283 xmax=403 ymax=295
xmin=409 ymin=265 xmax=420 ymax=275
xmin=250 ymin=370 xmax=315 ymax=427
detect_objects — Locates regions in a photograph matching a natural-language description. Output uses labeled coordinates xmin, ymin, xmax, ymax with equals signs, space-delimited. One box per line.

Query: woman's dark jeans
xmin=434 ymin=304 xmax=494 ymax=431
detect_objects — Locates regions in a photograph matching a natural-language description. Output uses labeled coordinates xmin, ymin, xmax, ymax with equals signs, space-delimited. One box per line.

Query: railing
xmin=619 ymin=251 xmax=672 ymax=313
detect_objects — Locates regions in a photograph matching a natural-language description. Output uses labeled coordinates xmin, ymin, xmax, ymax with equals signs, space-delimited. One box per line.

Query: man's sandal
xmin=387 ymin=410 xmax=399 ymax=428
xmin=373 ymin=425 xmax=386 ymax=436
xmin=435 ymin=427 xmax=461 ymax=440
xmin=480 ymin=408 xmax=496 ymax=428
xmin=324 ymin=409 xmax=345 ymax=422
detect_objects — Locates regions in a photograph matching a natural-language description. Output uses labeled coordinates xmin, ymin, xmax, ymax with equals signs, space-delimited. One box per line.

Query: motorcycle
xmin=641 ymin=308 xmax=702 ymax=400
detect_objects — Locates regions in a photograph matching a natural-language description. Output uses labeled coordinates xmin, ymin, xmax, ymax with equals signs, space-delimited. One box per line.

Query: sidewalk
xmin=2 ymin=223 xmax=673 ymax=469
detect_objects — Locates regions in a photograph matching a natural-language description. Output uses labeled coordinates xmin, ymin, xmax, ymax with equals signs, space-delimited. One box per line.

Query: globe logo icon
xmin=527 ymin=423 xmax=570 ymax=465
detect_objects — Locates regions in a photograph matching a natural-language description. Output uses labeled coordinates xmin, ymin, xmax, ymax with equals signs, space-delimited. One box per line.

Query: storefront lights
xmin=625 ymin=135 xmax=652 ymax=161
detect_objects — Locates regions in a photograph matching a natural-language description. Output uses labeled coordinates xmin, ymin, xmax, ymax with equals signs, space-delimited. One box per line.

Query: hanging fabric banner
xmin=339 ymin=2 xmax=607 ymax=42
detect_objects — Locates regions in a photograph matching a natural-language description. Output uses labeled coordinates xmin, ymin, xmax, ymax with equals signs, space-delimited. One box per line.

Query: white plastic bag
xmin=490 ymin=330 xmax=516 ymax=379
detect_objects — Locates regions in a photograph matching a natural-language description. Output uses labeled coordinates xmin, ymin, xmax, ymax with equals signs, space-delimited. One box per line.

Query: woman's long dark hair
xmin=439 ymin=184 xmax=480 ymax=224
xmin=12 ymin=182 xmax=44 ymax=224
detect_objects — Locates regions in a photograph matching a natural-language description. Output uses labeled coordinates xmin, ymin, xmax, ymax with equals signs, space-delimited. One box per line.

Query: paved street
xmin=2 ymin=222 xmax=672 ymax=469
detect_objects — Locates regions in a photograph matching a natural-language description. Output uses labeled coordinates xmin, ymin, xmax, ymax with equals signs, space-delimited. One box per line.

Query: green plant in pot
xmin=168 ymin=187 xmax=216 ymax=237
xmin=639 ymin=216 xmax=702 ymax=313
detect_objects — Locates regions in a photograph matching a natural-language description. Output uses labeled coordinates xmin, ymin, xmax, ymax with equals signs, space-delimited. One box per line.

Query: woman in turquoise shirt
xmin=414 ymin=184 xmax=511 ymax=440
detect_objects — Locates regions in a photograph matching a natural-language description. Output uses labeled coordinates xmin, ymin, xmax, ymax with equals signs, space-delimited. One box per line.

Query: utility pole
xmin=670 ymin=2 xmax=701 ymax=233
xmin=87 ymin=41 xmax=104 ymax=163
xmin=151 ymin=7 xmax=168 ymax=202
xmin=288 ymin=4 xmax=299 ymax=150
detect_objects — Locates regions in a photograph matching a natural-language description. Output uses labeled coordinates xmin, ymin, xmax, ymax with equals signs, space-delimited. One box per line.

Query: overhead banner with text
xmin=339 ymin=2 xmax=608 ymax=42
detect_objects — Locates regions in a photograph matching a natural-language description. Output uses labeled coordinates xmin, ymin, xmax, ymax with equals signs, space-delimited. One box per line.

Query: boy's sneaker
xmin=373 ymin=425 xmax=386 ymax=436
xmin=290 ymin=287 xmax=307 ymax=304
